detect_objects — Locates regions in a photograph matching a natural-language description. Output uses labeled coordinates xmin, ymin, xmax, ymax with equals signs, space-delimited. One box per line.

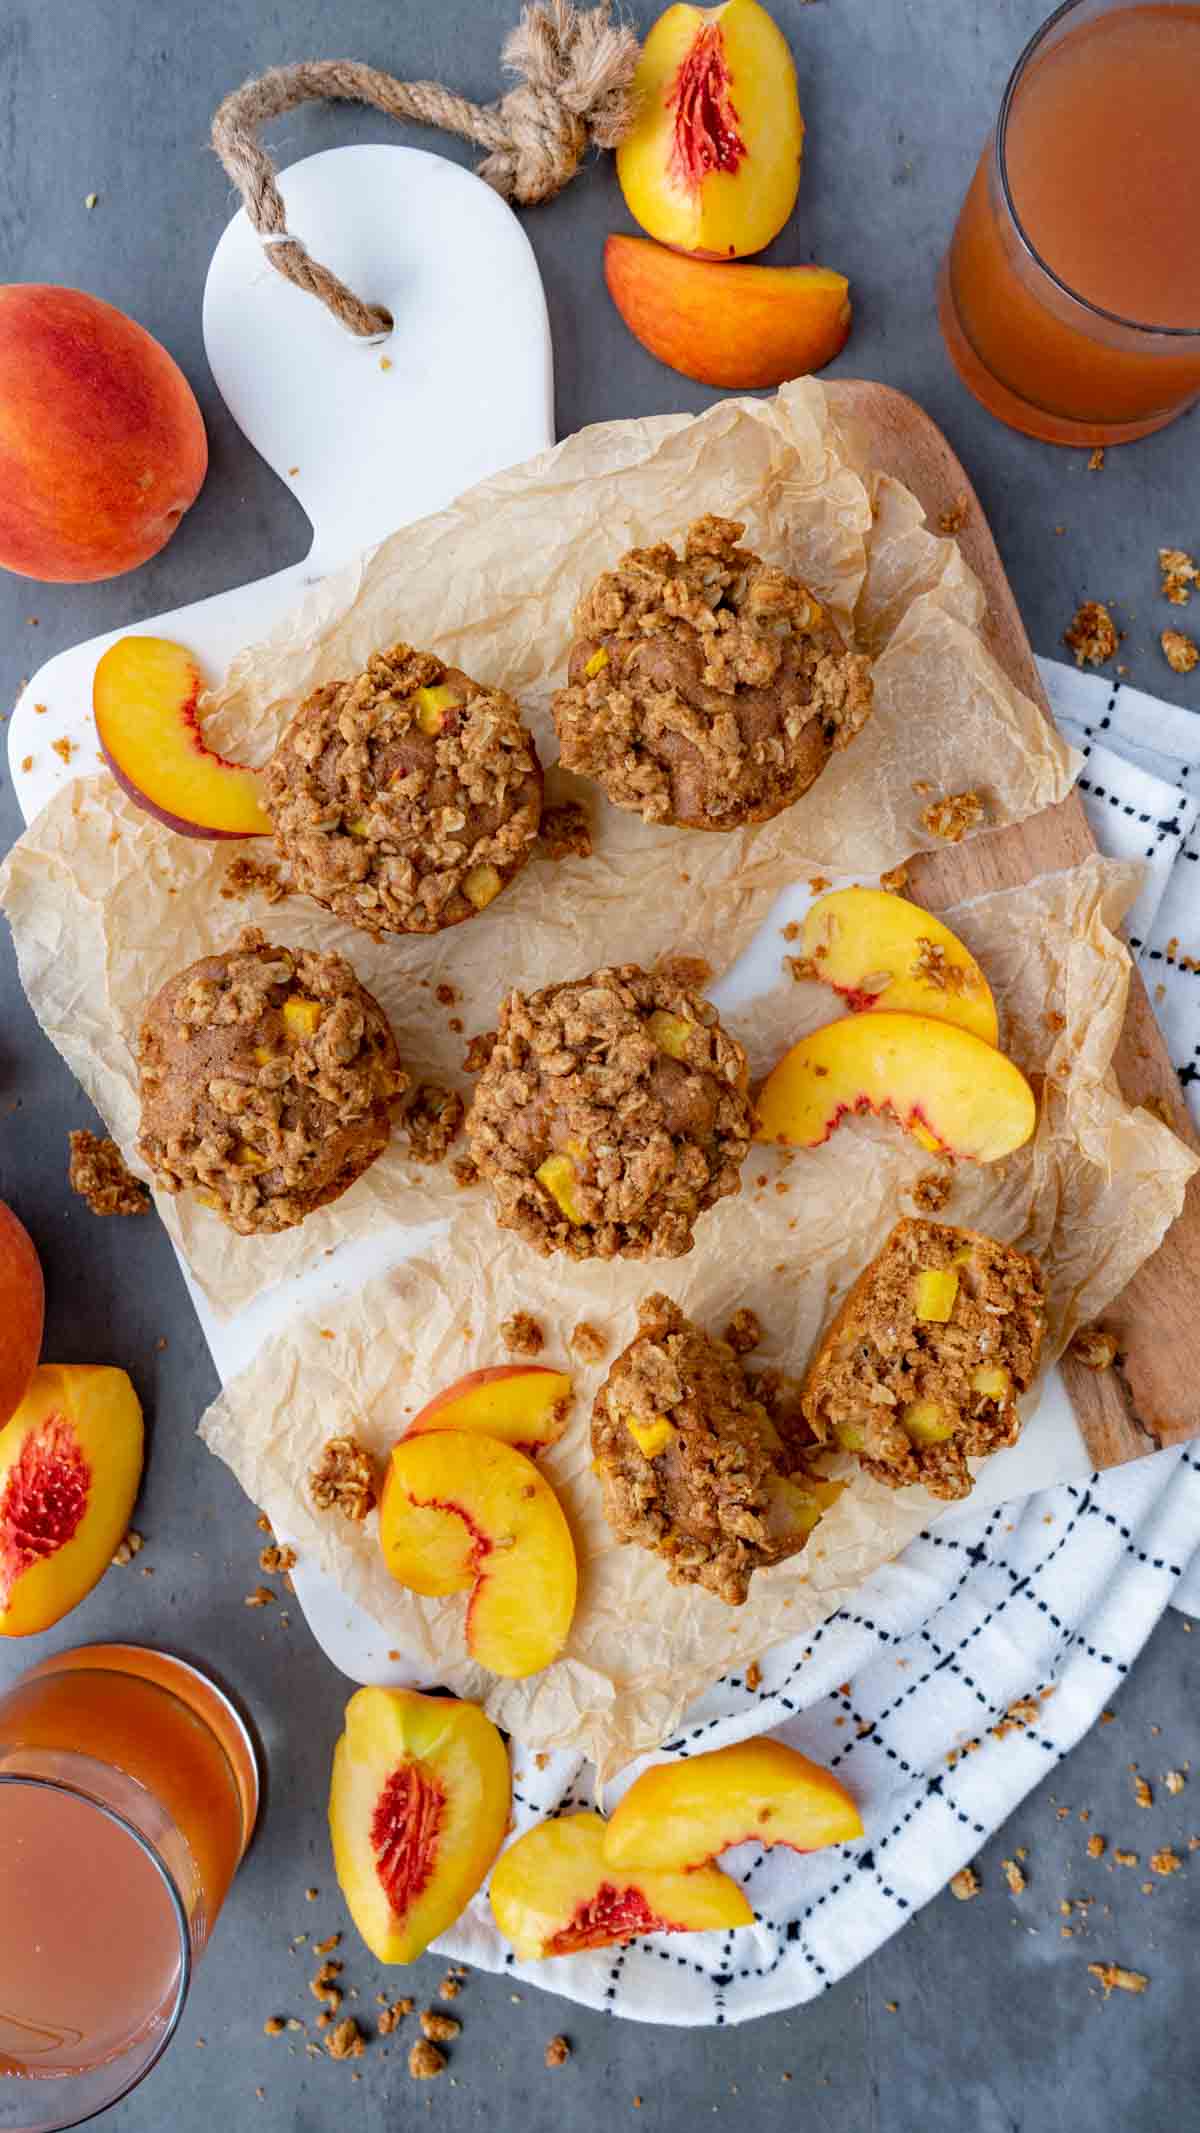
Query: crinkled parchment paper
xmin=199 ymin=857 xmax=1197 ymax=1777
xmin=0 ymin=381 xmax=1075 ymax=1318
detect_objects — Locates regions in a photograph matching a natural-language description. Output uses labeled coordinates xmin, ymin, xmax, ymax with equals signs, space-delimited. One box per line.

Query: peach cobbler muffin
xmin=552 ymin=514 xmax=873 ymax=830
xmin=137 ymin=928 xmax=405 ymax=1234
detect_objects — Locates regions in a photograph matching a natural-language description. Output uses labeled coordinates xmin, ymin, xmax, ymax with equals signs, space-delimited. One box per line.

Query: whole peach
xmin=0 ymin=1201 xmax=44 ymax=1430
xmin=0 ymin=285 xmax=207 ymax=583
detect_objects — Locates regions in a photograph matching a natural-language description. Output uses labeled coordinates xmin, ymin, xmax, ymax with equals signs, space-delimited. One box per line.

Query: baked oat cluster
xmin=592 ymin=1294 xmax=837 ymax=1605
xmin=263 ymin=643 xmax=543 ymax=935
xmin=464 ymin=964 xmax=753 ymax=1261
xmin=136 ymin=928 xmax=404 ymax=1235
xmin=801 ymin=1218 xmax=1046 ymax=1501
xmin=552 ymin=514 xmax=873 ymax=831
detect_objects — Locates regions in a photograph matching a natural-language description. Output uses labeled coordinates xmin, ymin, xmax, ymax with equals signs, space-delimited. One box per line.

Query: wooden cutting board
xmin=824 ymin=379 xmax=1200 ymax=1471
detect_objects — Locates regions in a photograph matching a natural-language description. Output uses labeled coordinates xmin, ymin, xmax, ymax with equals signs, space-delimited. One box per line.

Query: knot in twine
xmin=211 ymin=0 xmax=639 ymax=339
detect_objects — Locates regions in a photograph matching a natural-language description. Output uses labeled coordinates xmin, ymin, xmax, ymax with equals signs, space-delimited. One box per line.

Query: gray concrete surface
xmin=1 ymin=3 xmax=1197 ymax=2127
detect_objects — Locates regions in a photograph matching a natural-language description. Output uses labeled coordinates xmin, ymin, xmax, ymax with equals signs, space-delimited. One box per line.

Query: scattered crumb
xmin=310 ymin=1961 xmax=343 ymax=2009
xmin=1069 ymin=1325 xmax=1120 ymax=1371
xmin=409 ymin=2039 xmax=446 ymax=2080
xmin=501 ymin=1310 xmax=544 ymax=1357
xmin=51 ymin=735 xmax=75 ymax=764
xmin=784 ymin=953 xmax=820 ymax=984
xmin=879 ymin=862 xmax=909 ymax=894
xmin=435 ymin=983 xmax=457 ymax=1008
xmin=1100 ymin=1710 xmax=1116 ymax=1725
xmin=1165 ymin=1770 xmax=1187 ymax=1795
xmin=937 ymin=494 xmax=969 ymax=535
xmin=438 ymin=1976 xmax=461 ymax=2001
xmin=449 ymin=1154 xmax=480 ymax=1190
xmin=1064 ymin=600 xmax=1119 ymax=667
xmin=723 ymin=1308 xmax=762 ymax=1356
xmin=221 ymin=855 xmax=291 ymax=904
xmin=1043 ymin=1008 xmax=1067 ymax=1035
xmin=244 ymin=1586 xmax=275 ymax=1609
xmin=257 ymin=1514 xmax=274 ymax=1535
xmin=377 ymin=1997 xmax=414 ymax=2035
xmin=921 ymin=790 xmax=985 ymax=843
xmin=950 ymin=1865 xmax=980 ymax=1901
xmin=111 ymin=1530 xmax=144 ymax=1568
xmin=1159 ymin=547 xmax=1198 ymax=605
xmin=419 ymin=2011 xmax=460 ymax=2043
xmin=1114 ymin=1850 xmax=1139 ymax=1867
xmin=1087 ymin=447 xmax=1105 ymax=472
xmin=259 ymin=1543 xmax=297 ymax=1575
xmin=85 ymin=192 xmax=98 ymax=209
xmin=312 ymin=1934 xmax=341 ymax=1956
xmin=1134 ymin=1775 xmax=1153 ymax=1809
xmin=309 ymin=1436 xmax=378 ymax=1522
xmin=68 ymin=1130 xmax=149 ymax=1216
xmin=1161 ymin=627 xmax=1198 ymax=674
xmin=569 ymin=1319 xmax=608 ymax=1363
xmin=745 ymin=1660 xmax=763 ymax=1693
xmin=1150 ymin=1848 xmax=1182 ymax=1876
xmin=545 ymin=2034 xmax=571 ymax=2068
xmin=325 ymin=2017 xmax=365 ymax=2061
xmin=263 ymin=2017 xmax=286 ymax=2037
xmin=1002 ymin=1858 xmax=1027 ymax=1895
xmin=1088 ymin=1961 xmax=1148 ymax=1998
xmin=463 ymin=1031 xmax=496 ymax=1076
xmin=402 ymin=1082 xmax=465 ymax=1165
xmin=380 ymin=356 xmax=393 ymax=373
xmin=1088 ymin=1834 xmax=1107 ymax=1859
xmin=539 ymin=801 xmax=593 ymax=862
xmin=908 ymin=1169 xmax=952 ymax=1215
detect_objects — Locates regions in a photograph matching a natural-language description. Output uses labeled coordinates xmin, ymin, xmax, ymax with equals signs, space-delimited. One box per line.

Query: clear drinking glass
xmin=938 ymin=0 xmax=1200 ymax=443
xmin=0 ymin=1645 xmax=259 ymax=2132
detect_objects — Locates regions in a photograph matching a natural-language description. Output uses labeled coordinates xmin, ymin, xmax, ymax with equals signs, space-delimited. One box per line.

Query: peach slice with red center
xmin=378 ymin=1432 xmax=577 ymax=1678
xmin=0 ymin=1365 xmax=144 ymax=1637
xmin=801 ymin=888 xmax=999 ymax=1046
xmin=0 ymin=1201 xmax=44 ymax=1431
xmin=605 ymin=237 xmax=851 ymax=390
xmin=94 ymin=634 xmax=271 ymax=840
xmin=754 ymin=1011 xmax=1036 ymax=1162
xmin=603 ymin=1739 xmax=862 ymax=1873
xmin=489 ymin=1811 xmax=753 ymax=1960
xmin=617 ymin=0 xmax=804 ymax=259
xmin=406 ymin=1366 xmax=573 ymax=1453
xmin=329 ymin=1685 xmax=510 ymax=1964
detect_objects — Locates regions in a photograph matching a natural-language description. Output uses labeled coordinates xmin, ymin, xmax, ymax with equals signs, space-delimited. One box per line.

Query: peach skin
xmin=801 ymin=888 xmax=1000 ymax=1045
xmin=617 ymin=0 xmax=804 ymax=258
xmin=329 ymin=1685 xmax=510 ymax=1964
xmin=605 ymin=236 xmax=851 ymax=389
xmin=603 ymin=1738 xmax=862 ymax=1872
xmin=94 ymin=635 xmax=271 ymax=840
xmin=0 ymin=1365 xmax=144 ymax=1637
xmin=755 ymin=1011 xmax=1036 ymax=1162
xmin=489 ymin=1811 xmax=753 ymax=1960
xmin=0 ymin=285 xmax=206 ymax=583
xmin=379 ymin=1431 xmax=577 ymax=1678
xmin=0 ymin=1201 xmax=44 ymax=1431
xmin=405 ymin=1366 xmax=573 ymax=1453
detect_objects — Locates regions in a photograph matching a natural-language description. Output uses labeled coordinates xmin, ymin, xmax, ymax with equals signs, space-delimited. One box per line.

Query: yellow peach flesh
xmin=0 ymin=1366 xmax=144 ymax=1637
xmin=490 ymin=1811 xmax=753 ymax=1960
xmin=94 ymin=635 xmax=271 ymax=841
xmin=646 ymin=1009 xmax=694 ymax=1060
xmin=901 ymin=1399 xmax=956 ymax=1445
xmin=463 ymin=863 xmax=504 ymax=910
xmin=971 ymin=1365 xmax=1011 ymax=1399
xmin=282 ymin=995 xmax=322 ymax=1041
xmin=406 ymin=1366 xmax=573 ymax=1450
xmin=602 ymin=1738 xmax=863 ymax=1873
xmin=802 ymin=888 xmax=999 ymax=1046
xmin=625 ymin=1412 xmax=676 ymax=1460
xmin=413 ymin=683 xmax=464 ymax=737
xmin=584 ymin=648 xmax=610 ymax=678
xmin=536 ymin=1151 xmax=585 ymax=1224
xmin=914 ymin=1268 xmax=959 ymax=1322
xmin=604 ymin=237 xmax=850 ymax=390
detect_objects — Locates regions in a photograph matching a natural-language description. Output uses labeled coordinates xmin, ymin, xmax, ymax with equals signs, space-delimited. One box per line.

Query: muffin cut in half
xmin=464 ymin=965 xmax=753 ymax=1261
xmin=552 ymin=514 xmax=873 ymax=831
xmin=137 ymin=927 xmax=405 ymax=1235
xmin=263 ymin=642 xmax=543 ymax=934
xmin=801 ymin=1218 xmax=1046 ymax=1500
xmin=591 ymin=1294 xmax=842 ymax=1606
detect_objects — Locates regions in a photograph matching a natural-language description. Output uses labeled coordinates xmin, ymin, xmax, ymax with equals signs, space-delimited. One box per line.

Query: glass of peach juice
xmin=938 ymin=0 xmax=1200 ymax=443
xmin=0 ymin=1645 xmax=258 ymax=2131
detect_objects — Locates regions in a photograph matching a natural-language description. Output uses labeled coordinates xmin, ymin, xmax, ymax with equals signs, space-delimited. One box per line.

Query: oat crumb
xmin=51 ymin=735 xmax=75 ymax=764
xmin=409 ymin=2039 xmax=446 ymax=2080
xmin=1002 ymin=1858 xmax=1027 ymax=1894
xmin=263 ymin=2017 xmax=286 ymax=2037
xmin=1159 ymin=547 xmax=1198 ymax=605
xmin=570 ymin=1319 xmax=608 ymax=1363
xmin=402 ymin=1082 xmax=465 ymax=1165
xmin=1114 ymin=1849 xmax=1139 ymax=1867
xmin=244 ymin=1586 xmax=275 ymax=1608
xmin=950 ymin=1865 xmax=980 ymax=1901
xmin=1087 ymin=447 xmax=1105 ymax=471
xmin=68 ymin=1130 xmax=150 ymax=1216
xmin=1134 ymin=1775 xmax=1153 ymax=1809
xmin=1070 ymin=1324 xmax=1120 ymax=1371
xmin=1161 ymin=627 xmax=1199 ymax=674
xmin=377 ymin=1997 xmax=414 ymax=2034
xmin=921 ymin=790 xmax=985 ymax=843
xmin=309 ymin=1436 xmax=378 ymax=1522
xmin=221 ymin=855 xmax=290 ymax=905
xmin=1064 ymin=601 xmax=1119 ymax=667
xmin=545 ymin=2034 xmax=571 ymax=2068
xmin=1165 ymin=1770 xmax=1187 ymax=1795
xmin=312 ymin=1933 xmax=341 ymax=1955
xmin=723 ymin=1308 xmax=762 ymax=1356
xmin=1088 ymin=1834 xmax=1107 ymax=1859
xmin=1089 ymin=1961 xmax=1148 ymax=1998
xmin=419 ymin=2011 xmax=460 ymax=2043
xmin=910 ymin=1169 xmax=952 ymax=1215
xmin=1150 ymin=1847 xmax=1182 ymax=1876
xmin=745 ymin=1660 xmax=763 ymax=1693
xmin=500 ymin=1310 xmax=544 ymax=1357
xmin=438 ymin=1976 xmax=461 ymax=2001
xmin=111 ymin=1529 xmax=144 ymax=1567
xmin=937 ymin=494 xmax=969 ymax=535
xmin=539 ymin=800 xmax=593 ymax=862
xmin=325 ymin=2017 xmax=365 ymax=2061
xmin=259 ymin=1543 xmax=298 ymax=1575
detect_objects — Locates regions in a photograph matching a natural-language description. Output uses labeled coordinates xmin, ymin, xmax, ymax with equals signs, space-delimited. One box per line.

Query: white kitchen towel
xmin=439 ymin=658 xmax=1200 ymax=2023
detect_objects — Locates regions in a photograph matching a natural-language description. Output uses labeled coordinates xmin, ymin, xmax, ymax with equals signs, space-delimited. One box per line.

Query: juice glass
xmin=938 ymin=0 xmax=1200 ymax=442
xmin=0 ymin=1645 xmax=259 ymax=2131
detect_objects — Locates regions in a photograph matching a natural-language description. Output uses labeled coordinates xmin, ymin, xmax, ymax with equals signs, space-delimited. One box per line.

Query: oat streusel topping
xmin=552 ymin=515 xmax=873 ymax=831
xmin=309 ymin=1435 xmax=378 ymax=1521
xmin=802 ymin=1219 xmax=1045 ymax=1501
xmin=68 ymin=1129 xmax=150 ymax=1216
xmin=1064 ymin=601 xmax=1118 ymax=668
xmin=137 ymin=929 xmax=404 ymax=1235
xmin=592 ymin=1294 xmax=836 ymax=1605
xmin=920 ymin=790 xmax=986 ymax=844
xmin=263 ymin=643 xmax=542 ymax=935
xmin=401 ymin=1082 xmax=465 ymax=1166
xmin=464 ymin=963 xmax=753 ymax=1261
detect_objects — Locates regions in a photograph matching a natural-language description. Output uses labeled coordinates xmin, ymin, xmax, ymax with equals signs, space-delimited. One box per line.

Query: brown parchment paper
xmin=199 ymin=857 xmax=1197 ymax=1778
xmin=0 ymin=381 xmax=1076 ymax=1320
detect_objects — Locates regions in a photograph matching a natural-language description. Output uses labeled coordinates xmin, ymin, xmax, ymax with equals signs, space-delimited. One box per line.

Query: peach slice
xmin=405 ymin=1366 xmax=573 ymax=1452
xmin=379 ymin=1431 xmax=577 ymax=1678
xmin=329 ymin=1686 xmax=510 ymax=1964
xmin=94 ymin=634 xmax=271 ymax=840
xmin=605 ymin=236 xmax=851 ymax=390
xmin=604 ymin=1738 xmax=862 ymax=1872
xmin=800 ymin=888 xmax=999 ymax=1045
xmin=490 ymin=1811 xmax=753 ymax=1959
xmin=617 ymin=0 xmax=804 ymax=259
xmin=0 ymin=1365 xmax=143 ymax=1637
xmin=0 ymin=1202 xmax=44 ymax=1431
xmin=755 ymin=1011 xmax=1036 ymax=1163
